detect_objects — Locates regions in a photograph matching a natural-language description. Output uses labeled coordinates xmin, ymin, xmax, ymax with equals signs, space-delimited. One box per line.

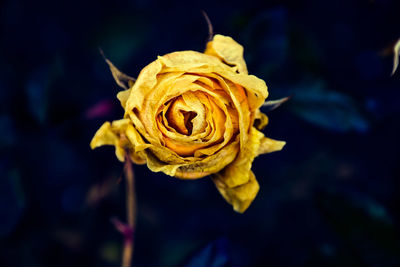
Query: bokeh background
xmin=1 ymin=0 xmax=399 ymax=266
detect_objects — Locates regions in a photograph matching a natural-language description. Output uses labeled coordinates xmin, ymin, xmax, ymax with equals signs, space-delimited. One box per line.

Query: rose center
xmin=181 ymin=110 xmax=197 ymax=135
xmin=165 ymin=95 xmax=202 ymax=136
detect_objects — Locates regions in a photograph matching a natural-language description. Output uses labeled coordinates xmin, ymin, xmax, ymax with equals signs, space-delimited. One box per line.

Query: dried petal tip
xmin=213 ymin=171 xmax=259 ymax=213
xmin=392 ymin=38 xmax=400 ymax=76
xmin=205 ymin=34 xmax=248 ymax=74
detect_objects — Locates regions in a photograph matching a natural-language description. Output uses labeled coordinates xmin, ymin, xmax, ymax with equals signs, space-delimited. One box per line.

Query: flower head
xmin=91 ymin=34 xmax=285 ymax=213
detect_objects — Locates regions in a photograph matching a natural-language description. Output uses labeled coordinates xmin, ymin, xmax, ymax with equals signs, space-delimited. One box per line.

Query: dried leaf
xmin=262 ymin=96 xmax=290 ymax=112
xmin=0 ymin=168 xmax=24 ymax=237
xmin=100 ymin=49 xmax=136 ymax=90
xmin=391 ymin=38 xmax=400 ymax=76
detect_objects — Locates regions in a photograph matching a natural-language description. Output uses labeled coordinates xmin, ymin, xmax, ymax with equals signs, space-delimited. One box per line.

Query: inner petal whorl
xmin=165 ymin=96 xmax=196 ymax=135
xmin=181 ymin=110 xmax=197 ymax=135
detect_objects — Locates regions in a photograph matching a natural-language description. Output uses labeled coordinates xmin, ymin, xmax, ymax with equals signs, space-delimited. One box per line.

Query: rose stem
xmin=122 ymin=154 xmax=137 ymax=267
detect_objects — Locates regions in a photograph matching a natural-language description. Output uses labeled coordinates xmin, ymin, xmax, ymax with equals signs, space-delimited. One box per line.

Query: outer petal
xmin=125 ymin=59 xmax=163 ymax=115
xmin=214 ymin=127 xmax=264 ymax=188
xmin=254 ymin=110 xmax=269 ymax=130
xmin=220 ymin=71 xmax=268 ymax=111
xmin=90 ymin=119 xmax=146 ymax=164
xmin=90 ymin=120 xmax=128 ymax=161
xmin=205 ymin=34 xmax=248 ymax=74
xmin=258 ymin=137 xmax=286 ymax=155
xmin=213 ymin=171 xmax=259 ymax=213
xmin=175 ymin=138 xmax=240 ymax=179
xmin=117 ymin=88 xmax=131 ymax=109
xmin=158 ymin=50 xmax=222 ymax=69
xmin=143 ymin=137 xmax=240 ymax=179
xmin=211 ymin=127 xmax=283 ymax=212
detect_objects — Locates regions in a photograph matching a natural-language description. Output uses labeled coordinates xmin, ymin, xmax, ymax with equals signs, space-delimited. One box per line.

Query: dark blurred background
xmin=1 ymin=0 xmax=399 ymax=266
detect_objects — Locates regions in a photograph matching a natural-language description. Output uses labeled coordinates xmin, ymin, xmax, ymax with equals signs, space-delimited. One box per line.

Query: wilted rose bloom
xmin=91 ymin=34 xmax=285 ymax=213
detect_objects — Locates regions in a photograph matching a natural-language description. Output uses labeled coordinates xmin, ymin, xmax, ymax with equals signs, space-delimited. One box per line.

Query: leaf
xmin=183 ymin=238 xmax=230 ymax=267
xmin=0 ymin=115 xmax=15 ymax=147
xmin=316 ymin=188 xmax=399 ymax=265
xmin=25 ymin=59 xmax=62 ymax=124
xmin=391 ymin=38 xmax=400 ymax=76
xmin=100 ymin=49 xmax=136 ymax=90
xmin=26 ymin=67 xmax=50 ymax=124
xmin=0 ymin=167 xmax=24 ymax=237
xmin=262 ymin=96 xmax=290 ymax=112
xmin=290 ymin=81 xmax=369 ymax=133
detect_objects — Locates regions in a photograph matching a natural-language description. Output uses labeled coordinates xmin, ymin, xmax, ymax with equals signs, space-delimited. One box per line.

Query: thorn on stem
xmin=111 ymin=217 xmax=134 ymax=243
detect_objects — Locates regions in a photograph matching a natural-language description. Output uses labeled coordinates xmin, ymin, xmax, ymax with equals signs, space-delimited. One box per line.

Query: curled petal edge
xmin=205 ymin=34 xmax=248 ymax=74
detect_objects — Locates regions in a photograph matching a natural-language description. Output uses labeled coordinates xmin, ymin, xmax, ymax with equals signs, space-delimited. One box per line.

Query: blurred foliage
xmin=0 ymin=167 xmax=24 ymax=237
xmin=183 ymin=238 xmax=230 ymax=267
xmin=289 ymin=81 xmax=369 ymax=133
xmin=0 ymin=0 xmax=399 ymax=266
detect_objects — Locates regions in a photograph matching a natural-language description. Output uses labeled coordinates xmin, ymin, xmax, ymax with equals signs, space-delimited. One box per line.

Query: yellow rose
xmin=91 ymin=34 xmax=285 ymax=213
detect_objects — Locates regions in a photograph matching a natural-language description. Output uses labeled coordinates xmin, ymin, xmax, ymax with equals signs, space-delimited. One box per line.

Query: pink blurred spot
xmin=85 ymin=99 xmax=114 ymax=119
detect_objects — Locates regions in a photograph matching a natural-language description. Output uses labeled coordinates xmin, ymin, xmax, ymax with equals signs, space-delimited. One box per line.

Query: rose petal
xmin=117 ymin=89 xmax=131 ymax=109
xmin=209 ymin=75 xmax=250 ymax=150
xmin=254 ymin=110 xmax=269 ymax=130
xmin=257 ymin=137 xmax=286 ymax=155
xmin=175 ymin=138 xmax=240 ymax=179
xmin=90 ymin=119 xmax=146 ymax=164
xmin=159 ymin=51 xmax=223 ymax=70
xmin=205 ymin=34 xmax=248 ymax=74
xmin=144 ymin=136 xmax=240 ymax=179
xmin=158 ymin=51 xmax=268 ymax=110
xmin=213 ymin=127 xmax=263 ymax=188
xmin=90 ymin=121 xmax=124 ymax=160
xmin=181 ymin=92 xmax=206 ymax=135
xmin=219 ymin=71 xmax=268 ymax=112
xmin=213 ymin=170 xmax=259 ymax=213
xmin=125 ymin=59 xmax=163 ymax=114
